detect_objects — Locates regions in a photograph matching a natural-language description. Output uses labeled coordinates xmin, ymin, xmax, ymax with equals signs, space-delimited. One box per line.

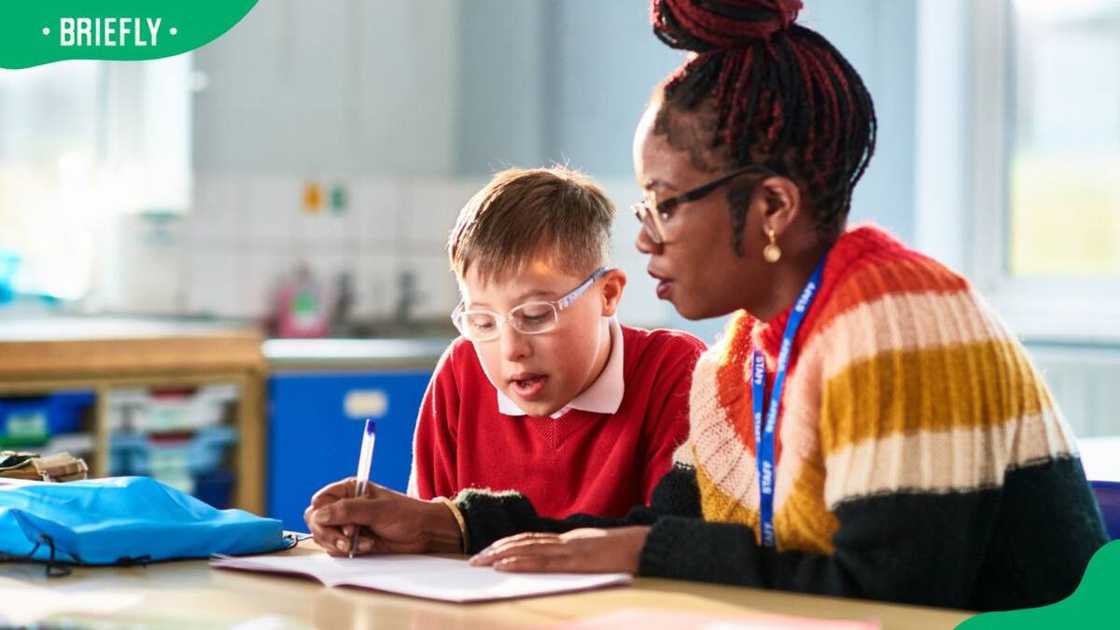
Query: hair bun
xmin=652 ymin=0 xmax=803 ymax=51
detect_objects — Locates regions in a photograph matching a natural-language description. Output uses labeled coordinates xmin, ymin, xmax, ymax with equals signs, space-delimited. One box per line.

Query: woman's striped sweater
xmin=453 ymin=226 xmax=1108 ymax=611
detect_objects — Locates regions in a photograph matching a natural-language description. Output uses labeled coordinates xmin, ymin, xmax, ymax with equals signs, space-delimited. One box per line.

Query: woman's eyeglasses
xmin=632 ymin=164 xmax=776 ymax=244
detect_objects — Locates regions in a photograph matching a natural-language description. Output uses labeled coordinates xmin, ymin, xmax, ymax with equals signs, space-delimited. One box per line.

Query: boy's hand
xmin=468 ymin=526 xmax=650 ymax=574
xmin=303 ymin=479 xmax=462 ymax=556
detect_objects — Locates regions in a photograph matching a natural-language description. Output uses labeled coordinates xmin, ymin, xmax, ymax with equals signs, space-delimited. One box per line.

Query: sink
xmin=324 ymin=317 xmax=457 ymax=340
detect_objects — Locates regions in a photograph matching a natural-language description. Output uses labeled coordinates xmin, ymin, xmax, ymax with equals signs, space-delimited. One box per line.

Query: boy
xmin=406 ymin=167 xmax=704 ymax=518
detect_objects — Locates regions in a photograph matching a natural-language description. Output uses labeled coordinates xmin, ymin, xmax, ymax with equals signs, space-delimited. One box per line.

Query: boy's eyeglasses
xmin=451 ymin=267 xmax=612 ymax=342
xmin=631 ymin=164 xmax=777 ymax=244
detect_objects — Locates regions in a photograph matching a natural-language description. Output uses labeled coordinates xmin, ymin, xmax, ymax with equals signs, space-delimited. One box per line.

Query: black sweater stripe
xmin=456 ymin=457 xmax=1106 ymax=611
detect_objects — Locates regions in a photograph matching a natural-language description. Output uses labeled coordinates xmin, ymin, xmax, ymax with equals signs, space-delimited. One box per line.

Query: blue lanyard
xmin=752 ymin=255 xmax=827 ymax=548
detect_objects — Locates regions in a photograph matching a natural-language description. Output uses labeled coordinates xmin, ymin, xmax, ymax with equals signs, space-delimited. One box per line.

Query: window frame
xmin=967 ymin=0 xmax=1120 ymax=343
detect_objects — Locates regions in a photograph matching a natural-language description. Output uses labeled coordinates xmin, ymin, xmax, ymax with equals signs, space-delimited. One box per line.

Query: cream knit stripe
xmin=823 ymin=408 xmax=1079 ymax=507
xmin=689 ymin=367 xmax=760 ymax=511
xmin=671 ymin=439 xmax=697 ymax=467
xmin=689 ymin=345 xmax=822 ymax=514
xmin=797 ymin=288 xmax=1004 ymax=383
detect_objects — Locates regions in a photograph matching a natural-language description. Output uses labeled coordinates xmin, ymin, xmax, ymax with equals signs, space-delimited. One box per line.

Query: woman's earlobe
xmin=763 ymin=226 xmax=782 ymax=263
xmin=759 ymin=178 xmax=801 ymax=232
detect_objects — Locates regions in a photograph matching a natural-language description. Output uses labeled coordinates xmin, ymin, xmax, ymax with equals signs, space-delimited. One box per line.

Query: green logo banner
xmin=958 ymin=541 xmax=1120 ymax=629
xmin=0 ymin=0 xmax=258 ymax=69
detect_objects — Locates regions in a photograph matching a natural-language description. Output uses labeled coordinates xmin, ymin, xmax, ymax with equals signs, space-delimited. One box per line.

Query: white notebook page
xmin=210 ymin=553 xmax=632 ymax=603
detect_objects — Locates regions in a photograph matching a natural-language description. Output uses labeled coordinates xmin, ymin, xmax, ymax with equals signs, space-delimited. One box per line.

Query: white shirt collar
xmin=497 ymin=316 xmax=625 ymax=419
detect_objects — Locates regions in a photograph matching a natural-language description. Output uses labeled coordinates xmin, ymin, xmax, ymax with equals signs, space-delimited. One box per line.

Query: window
xmin=1007 ymin=0 xmax=1120 ymax=278
xmin=0 ymin=57 xmax=191 ymax=302
xmin=966 ymin=0 xmax=1120 ymax=342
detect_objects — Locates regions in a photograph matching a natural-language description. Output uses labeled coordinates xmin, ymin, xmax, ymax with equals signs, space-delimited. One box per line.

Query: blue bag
xmin=0 ymin=476 xmax=291 ymax=567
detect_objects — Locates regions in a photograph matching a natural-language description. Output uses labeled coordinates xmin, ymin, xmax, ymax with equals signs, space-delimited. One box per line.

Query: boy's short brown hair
xmin=448 ymin=167 xmax=615 ymax=283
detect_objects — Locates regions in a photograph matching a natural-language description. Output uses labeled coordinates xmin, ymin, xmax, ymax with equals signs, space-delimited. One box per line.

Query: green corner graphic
xmin=958 ymin=541 xmax=1120 ymax=629
xmin=0 ymin=0 xmax=257 ymax=69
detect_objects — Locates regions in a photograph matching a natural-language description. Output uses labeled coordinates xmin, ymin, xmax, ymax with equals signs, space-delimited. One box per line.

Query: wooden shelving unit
xmin=0 ymin=322 xmax=267 ymax=514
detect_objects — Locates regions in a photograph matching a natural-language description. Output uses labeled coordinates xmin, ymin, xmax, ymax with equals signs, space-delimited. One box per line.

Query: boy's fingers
xmin=313 ymin=496 xmax=384 ymax=527
xmin=304 ymin=506 xmax=336 ymax=538
xmin=322 ymin=532 xmax=377 ymax=556
xmin=312 ymin=530 xmax=342 ymax=555
xmin=497 ymin=532 xmax=560 ymax=544
xmin=355 ymin=483 xmax=383 ymax=499
xmin=470 ymin=539 xmax=564 ymax=566
xmin=477 ymin=533 xmax=561 ymax=557
xmin=356 ymin=537 xmax=374 ymax=554
xmin=310 ymin=478 xmax=356 ymax=506
xmin=308 ymin=481 xmax=385 ymax=522
xmin=490 ymin=538 xmax=564 ymax=557
xmin=308 ymin=521 xmax=345 ymax=549
xmin=305 ymin=502 xmax=340 ymax=527
xmin=309 ymin=492 xmax=339 ymax=511
xmin=469 ymin=552 xmax=495 ymax=566
xmin=306 ymin=480 xmax=374 ymax=528
xmin=492 ymin=553 xmax=570 ymax=573
xmin=313 ymin=501 xmax=348 ymax=526
xmin=321 ymin=538 xmax=349 ymax=556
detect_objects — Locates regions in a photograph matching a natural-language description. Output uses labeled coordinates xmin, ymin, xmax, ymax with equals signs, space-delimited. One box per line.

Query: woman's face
xmin=632 ymin=104 xmax=771 ymax=320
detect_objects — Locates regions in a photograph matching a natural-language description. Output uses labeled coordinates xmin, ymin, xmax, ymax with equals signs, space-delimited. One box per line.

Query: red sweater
xmin=409 ymin=325 xmax=704 ymax=518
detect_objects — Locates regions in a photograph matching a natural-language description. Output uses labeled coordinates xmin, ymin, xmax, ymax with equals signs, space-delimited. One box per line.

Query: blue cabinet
xmin=268 ymin=370 xmax=431 ymax=531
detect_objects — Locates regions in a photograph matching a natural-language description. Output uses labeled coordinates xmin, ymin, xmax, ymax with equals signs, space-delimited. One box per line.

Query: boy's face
xmin=458 ymin=260 xmax=624 ymax=417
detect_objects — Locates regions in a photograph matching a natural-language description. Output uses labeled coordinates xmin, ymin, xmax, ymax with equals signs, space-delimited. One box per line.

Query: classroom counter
xmin=0 ymin=313 xmax=454 ymax=520
xmin=0 ymin=315 xmax=264 ymax=377
xmin=263 ymin=337 xmax=452 ymax=372
xmin=0 ymin=315 xmax=267 ymax=513
xmin=0 ymin=543 xmax=973 ymax=629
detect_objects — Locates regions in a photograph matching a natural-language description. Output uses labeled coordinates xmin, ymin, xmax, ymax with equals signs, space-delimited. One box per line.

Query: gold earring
xmin=763 ymin=227 xmax=782 ymax=263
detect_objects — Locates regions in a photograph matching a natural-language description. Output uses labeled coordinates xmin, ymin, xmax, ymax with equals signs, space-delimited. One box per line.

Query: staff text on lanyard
xmin=752 ymin=255 xmax=827 ymax=548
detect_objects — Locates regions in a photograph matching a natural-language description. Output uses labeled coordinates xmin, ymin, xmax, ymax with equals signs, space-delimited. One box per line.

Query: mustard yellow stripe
xmin=696 ymin=462 xmax=759 ymax=532
xmin=820 ymin=338 xmax=1053 ymax=455
xmin=774 ymin=459 xmax=838 ymax=555
xmin=696 ymin=459 xmax=838 ymax=554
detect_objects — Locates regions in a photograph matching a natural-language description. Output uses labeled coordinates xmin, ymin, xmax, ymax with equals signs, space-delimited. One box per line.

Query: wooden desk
xmin=0 ymin=316 xmax=267 ymax=513
xmin=0 ymin=544 xmax=972 ymax=629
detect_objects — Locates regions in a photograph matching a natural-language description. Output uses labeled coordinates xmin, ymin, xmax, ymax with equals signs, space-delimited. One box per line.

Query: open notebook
xmin=210 ymin=552 xmax=632 ymax=603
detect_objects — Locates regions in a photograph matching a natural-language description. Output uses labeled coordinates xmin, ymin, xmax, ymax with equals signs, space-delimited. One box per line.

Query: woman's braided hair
xmin=651 ymin=0 xmax=877 ymax=246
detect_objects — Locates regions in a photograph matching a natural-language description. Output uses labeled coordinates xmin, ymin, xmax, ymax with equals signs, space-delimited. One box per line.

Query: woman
xmin=306 ymin=0 xmax=1107 ymax=611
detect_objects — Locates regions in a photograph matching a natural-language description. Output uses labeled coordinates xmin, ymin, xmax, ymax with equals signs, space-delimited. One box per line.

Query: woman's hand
xmin=303 ymin=478 xmax=462 ymax=556
xmin=468 ymin=526 xmax=650 ymax=574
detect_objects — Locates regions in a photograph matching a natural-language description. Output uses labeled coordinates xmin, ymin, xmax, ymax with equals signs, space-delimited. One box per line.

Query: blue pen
xmin=349 ymin=418 xmax=376 ymax=558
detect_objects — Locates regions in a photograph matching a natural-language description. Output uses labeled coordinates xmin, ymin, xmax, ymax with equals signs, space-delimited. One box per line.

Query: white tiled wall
xmin=353 ymin=178 xmax=405 ymax=259
xmin=406 ymin=177 xmax=486 ymax=249
xmin=180 ymin=172 xmax=477 ymax=322
xmin=168 ymin=172 xmax=674 ymax=329
xmin=95 ymin=170 xmax=674 ymax=330
xmin=243 ymin=175 xmax=299 ymax=247
xmin=354 ymin=252 xmax=399 ymax=320
xmin=183 ymin=247 xmax=240 ymax=317
xmin=186 ymin=173 xmax=243 ymax=248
